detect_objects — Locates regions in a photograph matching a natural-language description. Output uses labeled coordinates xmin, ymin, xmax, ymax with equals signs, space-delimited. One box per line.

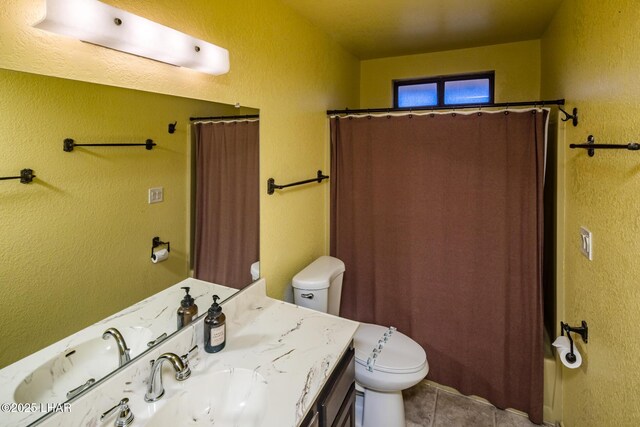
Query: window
xmin=394 ymin=72 xmax=494 ymax=108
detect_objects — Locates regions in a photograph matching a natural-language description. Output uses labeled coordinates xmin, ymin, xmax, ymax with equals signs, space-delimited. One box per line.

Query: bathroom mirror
xmin=0 ymin=68 xmax=259 ymax=394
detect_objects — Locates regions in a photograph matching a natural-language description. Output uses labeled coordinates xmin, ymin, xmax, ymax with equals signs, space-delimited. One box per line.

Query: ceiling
xmin=280 ymin=0 xmax=564 ymax=59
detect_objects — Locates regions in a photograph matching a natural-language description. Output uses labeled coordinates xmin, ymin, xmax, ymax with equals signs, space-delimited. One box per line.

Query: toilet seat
xmin=354 ymin=323 xmax=427 ymax=374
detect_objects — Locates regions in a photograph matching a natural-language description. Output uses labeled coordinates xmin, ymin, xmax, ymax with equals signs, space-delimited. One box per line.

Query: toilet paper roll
xmin=151 ymin=248 xmax=169 ymax=263
xmin=552 ymin=335 xmax=571 ymax=351
xmin=559 ymin=347 xmax=582 ymax=369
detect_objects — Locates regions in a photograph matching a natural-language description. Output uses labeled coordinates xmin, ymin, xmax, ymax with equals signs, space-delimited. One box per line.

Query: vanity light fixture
xmin=33 ymin=0 xmax=230 ymax=75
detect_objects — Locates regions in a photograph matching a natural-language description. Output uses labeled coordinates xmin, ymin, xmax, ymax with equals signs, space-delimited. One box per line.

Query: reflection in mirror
xmin=0 ymin=68 xmax=259 ymax=410
xmin=191 ymin=117 xmax=260 ymax=288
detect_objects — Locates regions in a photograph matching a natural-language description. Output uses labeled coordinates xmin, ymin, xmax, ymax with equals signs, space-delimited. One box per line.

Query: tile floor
xmin=403 ymin=381 xmax=552 ymax=427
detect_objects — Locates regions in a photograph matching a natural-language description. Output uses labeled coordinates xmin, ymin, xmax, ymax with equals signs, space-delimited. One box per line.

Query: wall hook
xmin=168 ymin=122 xmax=177 ymax=134
xmin=559 ymin=107 xmax=578 ymax=127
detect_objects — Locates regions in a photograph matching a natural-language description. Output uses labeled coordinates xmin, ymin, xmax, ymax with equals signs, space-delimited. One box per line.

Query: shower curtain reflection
xmin=194 ymin=120 xmax=259 ymax=289
xmin=330 ymin=110 xmax=547 ymax=424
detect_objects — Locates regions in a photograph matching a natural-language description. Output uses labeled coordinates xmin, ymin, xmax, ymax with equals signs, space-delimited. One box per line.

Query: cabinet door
xmin=300 ymin=409 xmax=320 ymax=427
xmin=332 ymin=383 xmax=355 ymax=427
xmin=319 ymin=348 xmax=355 ymax=427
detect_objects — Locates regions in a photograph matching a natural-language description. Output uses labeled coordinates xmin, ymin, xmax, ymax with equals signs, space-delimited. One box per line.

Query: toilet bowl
xmin=292 ymin=256 xmax=429 ymax=427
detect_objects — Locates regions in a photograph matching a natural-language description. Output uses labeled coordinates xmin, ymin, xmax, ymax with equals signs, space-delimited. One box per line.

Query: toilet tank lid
xmin=292 ymin=256 xmax=345 ymax=290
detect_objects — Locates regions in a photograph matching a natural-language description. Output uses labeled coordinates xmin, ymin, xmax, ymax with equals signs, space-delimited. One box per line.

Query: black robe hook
xmin=559 ymin=107 xmax=578 ymax=127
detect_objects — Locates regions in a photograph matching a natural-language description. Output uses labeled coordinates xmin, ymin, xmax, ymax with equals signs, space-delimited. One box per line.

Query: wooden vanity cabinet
xmin=300 ymin=344 xmax=356 ymax=427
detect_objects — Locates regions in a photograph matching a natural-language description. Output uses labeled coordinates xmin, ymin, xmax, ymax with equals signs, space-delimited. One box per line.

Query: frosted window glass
xmin=444 ymin=79 xmax=491 ymax=105
xmin=397 ymin=83 xmax=438 ymax=107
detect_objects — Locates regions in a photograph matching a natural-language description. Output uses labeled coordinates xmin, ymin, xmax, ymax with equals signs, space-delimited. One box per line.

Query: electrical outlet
xmin=579 ymin=227 xmax=592 ymax=260
xmin=148 ymin=187 xmax=164 ymax=204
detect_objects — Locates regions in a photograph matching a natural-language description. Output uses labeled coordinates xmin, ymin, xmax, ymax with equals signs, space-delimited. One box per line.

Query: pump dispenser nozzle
xmin=180 ymin=287 xmax=195 ymax=308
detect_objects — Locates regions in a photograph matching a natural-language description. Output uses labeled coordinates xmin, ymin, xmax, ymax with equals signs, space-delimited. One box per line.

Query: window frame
xmin=393 ymin=71 xmax=495 ymax=108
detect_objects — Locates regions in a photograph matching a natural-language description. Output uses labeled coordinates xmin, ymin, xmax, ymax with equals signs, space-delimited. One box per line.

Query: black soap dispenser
xmin=177 ymin=287 xmax=198 ymax=329
xmin=204 ymin=295 xmax=226 ymax=353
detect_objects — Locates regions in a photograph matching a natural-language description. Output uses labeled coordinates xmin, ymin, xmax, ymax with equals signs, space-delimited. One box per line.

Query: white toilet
xmin=292 ymin=256 xmax=429 ymax=427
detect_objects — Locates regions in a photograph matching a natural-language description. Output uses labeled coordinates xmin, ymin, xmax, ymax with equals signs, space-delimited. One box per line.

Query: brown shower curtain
xmin=194 ymin=120 xmax=259 ymax=289
xmin=330 ymin=110 xmax=547 ymax=424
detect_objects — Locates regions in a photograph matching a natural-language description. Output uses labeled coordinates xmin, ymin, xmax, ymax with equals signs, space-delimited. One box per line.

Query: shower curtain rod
xmin=327 ymin=99 xmax=565 ymax=116
xmin=189 ymin=114 xmax=259 ymax=121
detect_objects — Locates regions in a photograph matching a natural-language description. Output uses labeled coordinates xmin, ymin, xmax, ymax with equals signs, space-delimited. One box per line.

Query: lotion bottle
xmin=204 ymin=295 xmax=226 ymax=353
xmin=177 ymin=287 xmax=198 ymax=329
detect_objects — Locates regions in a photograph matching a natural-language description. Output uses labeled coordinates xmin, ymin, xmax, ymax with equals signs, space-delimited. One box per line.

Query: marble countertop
xmin=0 ymin=278 xmax=237 ymax=427
xmin=33 ymin=279 xmax=359 ymax=427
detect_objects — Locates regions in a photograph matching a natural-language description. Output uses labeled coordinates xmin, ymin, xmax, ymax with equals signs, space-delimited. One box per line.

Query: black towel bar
xmin=0 ymin=168 xmax=35 ymax=184
xmin=570 ymin=135 xmax=640 ymax=157
xmin=63 ymin=138 xmax=156 ymax=152
xmin=267 ymin=170 xmax=329 ymax=195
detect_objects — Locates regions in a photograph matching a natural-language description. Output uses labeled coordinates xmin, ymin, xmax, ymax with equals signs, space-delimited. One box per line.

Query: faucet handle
xmin=181 ymin=345 xmax=198 ymax=363
xmin=174 ymin=345 xmax=197 ymax=381
xmin=147 ymin=332 xmax=168 ymax=348
xmin=100 ymin=398 xmax=134 ymax=427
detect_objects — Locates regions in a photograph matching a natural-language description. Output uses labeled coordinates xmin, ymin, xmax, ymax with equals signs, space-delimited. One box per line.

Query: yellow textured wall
xmin=541 ymin=0 xmax=640 ymax=425
xmin=0 ymin=0 xmax=359 ymax=365
xmin=360 ymin=40 xmax=540 ymax=108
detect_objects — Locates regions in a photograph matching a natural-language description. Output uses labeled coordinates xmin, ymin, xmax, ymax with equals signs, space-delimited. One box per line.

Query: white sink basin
xmin=147 ymin=368 xmax=268 ymax=427
xmin=13 ymin=326 xmax=152 ymax=404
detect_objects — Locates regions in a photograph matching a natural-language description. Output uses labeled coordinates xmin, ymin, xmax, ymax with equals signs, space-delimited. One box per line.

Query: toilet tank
xmin=292 ymin=256 xmax=345 ymax=316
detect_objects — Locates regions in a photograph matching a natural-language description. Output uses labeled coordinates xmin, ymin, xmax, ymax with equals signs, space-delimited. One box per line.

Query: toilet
xmin=292 ymin=256 xmax=429 ymax=427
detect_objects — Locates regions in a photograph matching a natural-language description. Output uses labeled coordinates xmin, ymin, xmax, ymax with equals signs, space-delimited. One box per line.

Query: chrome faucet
xmin=144 ymin=345 xmax=197 ymax=402
xmin=102 ymin=328 xmax=131 ymax=367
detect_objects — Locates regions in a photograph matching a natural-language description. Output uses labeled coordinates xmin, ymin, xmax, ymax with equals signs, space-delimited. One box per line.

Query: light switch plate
xmin=148 ymin=187 xmax=164 ymax=204
xmin=579 ymin=227 xmax=592 ymax=260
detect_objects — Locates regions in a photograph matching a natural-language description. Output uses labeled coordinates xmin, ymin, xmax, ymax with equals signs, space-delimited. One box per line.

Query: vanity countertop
xmin=133 ymin=286 xmax=360 ymax=426
xmin=0 ymin=278 xmax=236 ymax=427
xmin=33 ymin=279 xmax=359 ymax=427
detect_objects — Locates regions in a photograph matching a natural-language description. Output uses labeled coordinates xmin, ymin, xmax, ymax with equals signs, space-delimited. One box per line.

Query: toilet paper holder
xmin=151 ymin=236 xmax=170 ymax=258
xmin=560 ymin=320 xmax=588 ymax=364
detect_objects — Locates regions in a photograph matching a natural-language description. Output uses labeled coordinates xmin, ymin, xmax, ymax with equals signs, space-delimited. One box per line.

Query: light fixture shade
xmin=34 ymin=0 xmax=229 ymax=75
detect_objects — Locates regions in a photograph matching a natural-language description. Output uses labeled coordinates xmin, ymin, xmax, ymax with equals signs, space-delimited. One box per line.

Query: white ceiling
xmin=280 ymin=0 xmax=564 ymax=59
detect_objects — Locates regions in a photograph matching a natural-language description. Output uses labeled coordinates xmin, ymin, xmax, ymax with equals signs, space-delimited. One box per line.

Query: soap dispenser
xmin=204 ymin=295 xmax=226 ymax=353
xmin=177 ymin=287 xmax=198 ymax=329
